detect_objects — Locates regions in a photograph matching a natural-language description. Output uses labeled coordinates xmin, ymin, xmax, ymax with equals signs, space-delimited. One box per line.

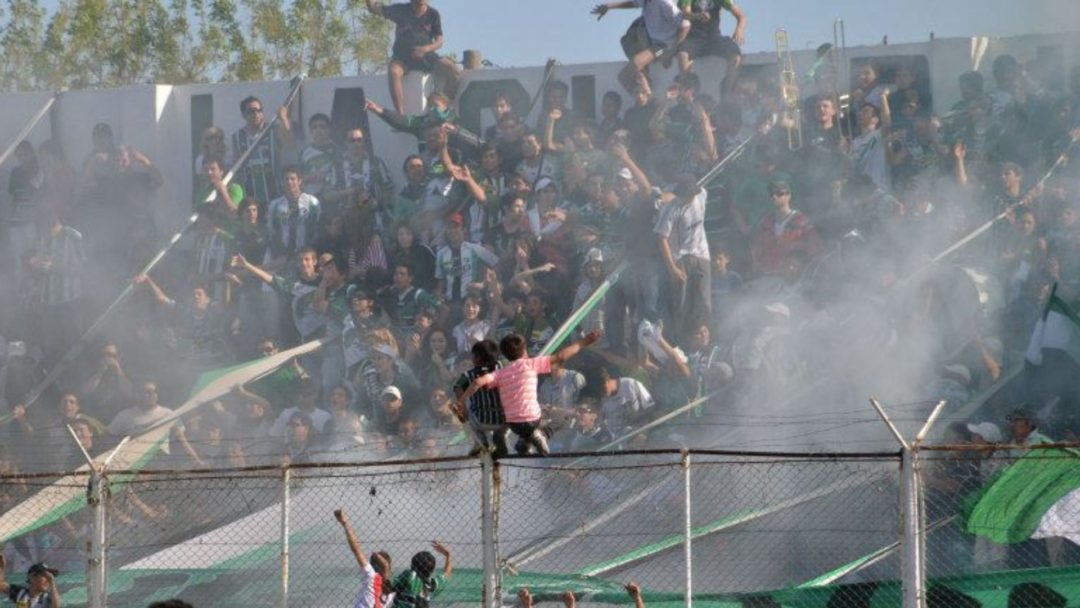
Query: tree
xmin=0 ymin=0 xmax=46 ymax=90
xmin=0 ymin=0 xmax=392 ymax=91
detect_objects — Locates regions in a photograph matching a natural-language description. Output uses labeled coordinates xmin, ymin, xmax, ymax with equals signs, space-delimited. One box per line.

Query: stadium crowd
xmin=1 ymin=0 xmax=1080 ymax=600
xmin=2 ymin=0 xmax=1080 ymax=475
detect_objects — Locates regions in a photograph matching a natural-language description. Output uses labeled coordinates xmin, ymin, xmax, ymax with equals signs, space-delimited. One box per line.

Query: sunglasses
xmin=245 ymin=107 xmax=264 ymax=115
xmin=770 ymin=191 xmax=791 ymax=197
xmin=348 ymin=137 xmax=364 ymax=143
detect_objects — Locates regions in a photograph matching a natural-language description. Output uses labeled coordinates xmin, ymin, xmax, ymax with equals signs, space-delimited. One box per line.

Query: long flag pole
xmin=5 ymin=77 xmax=305 ymax=417
xmin=0 ymin=95 xmax=56 ymax=168
xmin=920 ymin=132 xmax=1080 ymax=270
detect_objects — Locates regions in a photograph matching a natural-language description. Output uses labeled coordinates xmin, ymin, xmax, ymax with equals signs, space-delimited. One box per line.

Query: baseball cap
xmin=583 ymin=248 xmax=604 ymax=266
xmin=768 ymin=179 xmax=792 ymax=194
xmin=372 ymin=343 xmax=398 ymax=359
xmin=28 ymin=563 xmax=59 ymax=577
xmin=966 ymin=422 xmax=1002 ymax=443
xmin=1007 ymin=407 xmax=1037 ymax=424
xmin=616 ymin=167 xmax=634 ymax=181
xmin=381 ymin=386 xmax=403 ymax=400
xmin=445 ymin=212 xmax=465 ymax=227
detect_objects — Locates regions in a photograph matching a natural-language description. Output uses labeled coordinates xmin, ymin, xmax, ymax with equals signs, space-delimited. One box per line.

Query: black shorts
xmin=391 ymin=50 xmax=442 ymax=73
xmin=620 ymin=17 xmax=668 ymax=59
xmin=680 ymin=34 xmax=741 ymax=60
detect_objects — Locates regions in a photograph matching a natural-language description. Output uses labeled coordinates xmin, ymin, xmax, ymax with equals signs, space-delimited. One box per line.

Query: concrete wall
xmin=0 ymin=31 xmax=1077 ymax=233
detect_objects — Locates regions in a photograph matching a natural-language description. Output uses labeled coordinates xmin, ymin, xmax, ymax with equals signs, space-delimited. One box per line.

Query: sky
xmin=437 ymin=0 xmax=1080 ymax=69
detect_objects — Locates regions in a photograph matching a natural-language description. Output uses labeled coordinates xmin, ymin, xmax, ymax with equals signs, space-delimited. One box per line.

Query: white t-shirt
xmin=350 ymin=561 xmax=381 ymax=608
xmin=601 ymin=378 xmax=655 ymax=431
xmin=107 ymin=404 xmax=175 ymax=436
xmin=631 ymin=0 xmax=689 ymax=47
xmin=654 ymin=188 xmax=710 ymax=262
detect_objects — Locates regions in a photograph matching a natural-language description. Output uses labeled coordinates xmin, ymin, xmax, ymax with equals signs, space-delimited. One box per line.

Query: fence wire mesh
xmin=2 ymin=447 xmax=1080 ymax=607
xmin=920 ymin=445 xmax=1080 ymax=608
xmin=0 ymin=471 xmax=90 ymax=579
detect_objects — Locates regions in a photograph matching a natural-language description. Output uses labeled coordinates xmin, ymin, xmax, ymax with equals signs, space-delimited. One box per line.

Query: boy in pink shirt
xmin=459 ymin=330 xmax=601 ymax=455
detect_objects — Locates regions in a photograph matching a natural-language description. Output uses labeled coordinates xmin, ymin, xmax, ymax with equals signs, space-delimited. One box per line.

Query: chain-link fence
xmin=2 ymin=448 xmax=1080 ymax=606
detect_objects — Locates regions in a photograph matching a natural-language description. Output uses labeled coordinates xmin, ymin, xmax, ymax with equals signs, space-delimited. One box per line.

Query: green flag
xmin=964 ymin=448 xmax=1080 ymax=544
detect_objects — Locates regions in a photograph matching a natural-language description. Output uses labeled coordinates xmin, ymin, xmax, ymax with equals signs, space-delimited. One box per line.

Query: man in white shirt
xmin=107 ymin=381 xmax=174 ymax=436
xmin=599 ymin=369 xmax=655 ymax=433
xmin=266 ymin=166 xmax=321 ymax=265
xmin=655 ymin=173 xmax=711 ymax=344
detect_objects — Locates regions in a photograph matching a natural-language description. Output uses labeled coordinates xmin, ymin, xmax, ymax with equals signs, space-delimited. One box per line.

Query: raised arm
xmin=728 ymin=2 xmax=747 ymax=45
xmin=132 ymin=274 xmax=173 ymax=306
xmin=0 ymin=554 xmax=10 ymax=597
xmin=553 ymin=330 xmax=601 ymax=366
xmin=450 ymin=164 xmax=487 ymax=203
xmin=231 ymin=253 xmax=277 ymax=285
xmin=432 ymin=540 xmax=453 ymax=578
xmin=544 ymin=108 xmax=568 ymax=152
xmin=626 ymin=582 xmax=645 ymax=608
xmin=48 ymin=570 xmax=62 ymax=608
xmin=335 ymin=509 xmax=371 ymax=569
xmin=131 ymin=149 xmax=164 ymax=189
xmin=952 ymin=140 xmax=968 ymax=186
xmin=610 ymin=143 xmax=652 ymax=192
xmin=880 ymin=88 xmax=892 ymax=132
xmin=656 ymin=332 xmax=690 ymax=378
xmin=232 ymin=383 xmax=272 ymax=409
xmin=591 ymin=1 xmax=636 ymax=19
xmin=365 ymin=99 xmax=417 ymax=135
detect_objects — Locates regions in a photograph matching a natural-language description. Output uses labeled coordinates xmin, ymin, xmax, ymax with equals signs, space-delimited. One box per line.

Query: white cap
xmin=381 ymin=386 xmax=403 ymax=400
xmin=764 ymin=302 xmax=791 ymax=319
xmin=584 ymin=248 xmax=604 ymax=266
xmin=372 ymin=343 xmax=398 ymax=359
xmin=616 ymin=167 xmax=633 ymax=180
xmin=966 ymin=421 xmax=1002 ymax=443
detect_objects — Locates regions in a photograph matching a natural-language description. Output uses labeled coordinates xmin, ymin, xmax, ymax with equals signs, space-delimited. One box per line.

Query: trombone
xmin=775 ymin=29 xmax=803 ymax=150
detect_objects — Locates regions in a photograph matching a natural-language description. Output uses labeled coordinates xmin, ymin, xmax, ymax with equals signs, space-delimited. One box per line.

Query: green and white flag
xmin=964 ymin=448 xmax=1080 ymax=545
xmin=0 ymin=337 xmax=330 ymax=545
xmin=1025 ymin=292 xmax=1080 ymax=366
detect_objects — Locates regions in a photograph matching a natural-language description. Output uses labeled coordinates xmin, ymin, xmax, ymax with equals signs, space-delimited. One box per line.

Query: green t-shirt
xmin=392 ymin=570 xmax=444 ymax=608
xmin=196 ymin=182 xmax=245 ymax=211
xmin=678 ymin=0 xmax=735 ymax=36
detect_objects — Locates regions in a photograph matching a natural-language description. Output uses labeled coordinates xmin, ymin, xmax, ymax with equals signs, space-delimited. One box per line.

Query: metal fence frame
xmin=8 ymin=441 xmax=1080 ymax=607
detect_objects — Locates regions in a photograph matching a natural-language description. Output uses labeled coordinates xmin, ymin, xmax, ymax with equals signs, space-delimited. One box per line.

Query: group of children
xmin=335 ymin=509 xmax=451 ymax=608
xmin=454 ymin=330 xmax=603 ymax=457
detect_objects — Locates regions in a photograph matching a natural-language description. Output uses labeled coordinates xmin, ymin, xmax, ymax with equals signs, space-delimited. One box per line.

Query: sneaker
xmin=638 ymin=319 xmax=668 ymax=363
xmin=529 ymin=429 xmax=550 ymax=456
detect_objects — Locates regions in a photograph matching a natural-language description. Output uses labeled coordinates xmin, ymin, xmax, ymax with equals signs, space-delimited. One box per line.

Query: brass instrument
xmin=775 ymin=29 xmax=803 ymax=150
xmin=833 ymin=19 xmax=854 ymax=138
